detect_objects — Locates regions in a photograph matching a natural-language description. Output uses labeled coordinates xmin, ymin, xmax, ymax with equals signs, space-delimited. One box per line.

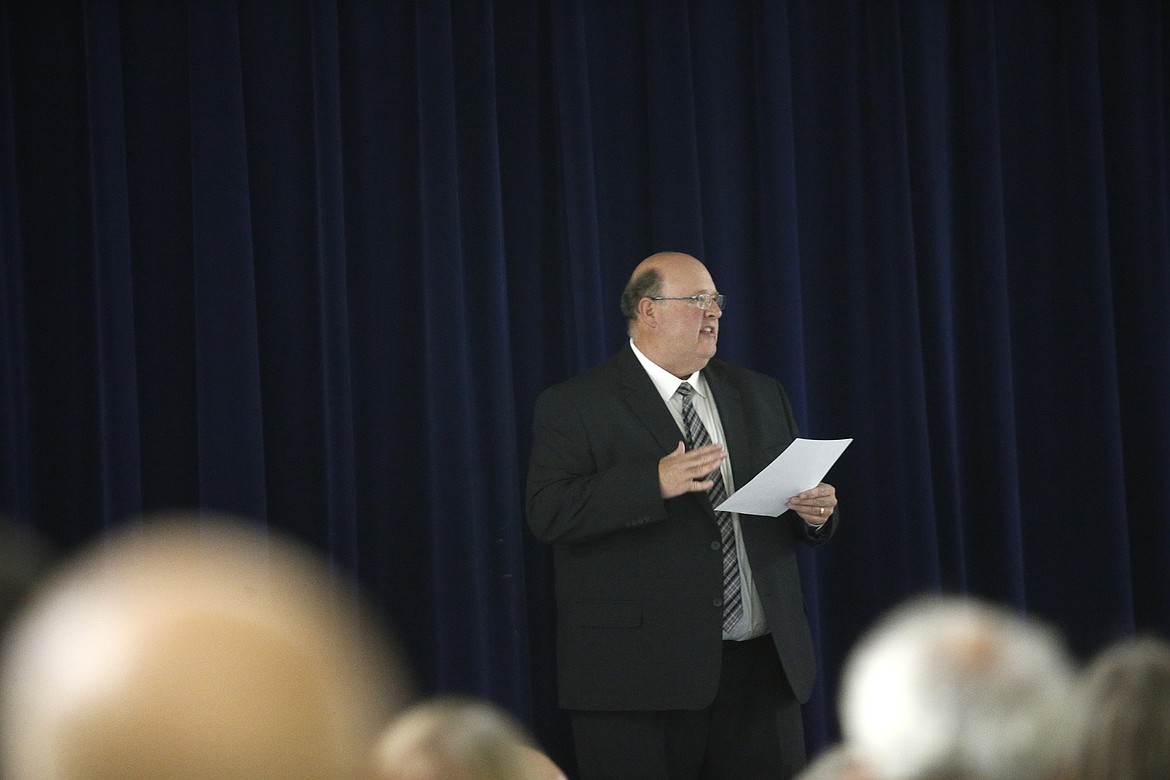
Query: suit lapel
xmin=704 ymin=362 xmax=753 ymax=490
xmin=615 ymin=346 xmax=687 ymax=453
xmin=615 ymin=350 xmax=751 ymax=523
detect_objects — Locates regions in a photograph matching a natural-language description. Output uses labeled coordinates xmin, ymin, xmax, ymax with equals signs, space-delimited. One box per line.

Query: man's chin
xmin=692 ymin=354 xmax=715 ymax=372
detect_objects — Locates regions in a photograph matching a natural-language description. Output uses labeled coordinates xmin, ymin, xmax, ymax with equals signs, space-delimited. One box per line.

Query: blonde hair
xmin=373 ymin=696 xmax=565 ymax=780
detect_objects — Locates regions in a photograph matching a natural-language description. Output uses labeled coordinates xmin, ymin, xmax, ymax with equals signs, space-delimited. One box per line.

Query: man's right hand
xmin=659 ymin=441 xmax=726 ymax=499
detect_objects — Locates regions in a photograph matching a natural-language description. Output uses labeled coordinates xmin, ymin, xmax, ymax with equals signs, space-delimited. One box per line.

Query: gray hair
xmin=839 ymin=595 xmax=1080 ymax=780
xmin=1071 ymin=637 xmax=1170 ymax=780
xmin=619 ymin=267 xmax=663 ymax=325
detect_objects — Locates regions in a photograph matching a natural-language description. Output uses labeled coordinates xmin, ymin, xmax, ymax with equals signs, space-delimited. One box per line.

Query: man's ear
xmin=637 ymin=297 xmax=657 ymax=327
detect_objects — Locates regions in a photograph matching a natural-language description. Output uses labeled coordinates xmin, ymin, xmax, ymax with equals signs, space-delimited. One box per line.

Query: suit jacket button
xmin=709 ymin=541 xmax=720 ymax=551
xmin=713 ymin=597 xmax=724 ymax=607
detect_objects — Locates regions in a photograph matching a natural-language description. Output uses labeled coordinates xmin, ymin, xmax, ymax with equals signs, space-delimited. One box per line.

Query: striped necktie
xmin=675 ymin=382 xmax=743 ymax=632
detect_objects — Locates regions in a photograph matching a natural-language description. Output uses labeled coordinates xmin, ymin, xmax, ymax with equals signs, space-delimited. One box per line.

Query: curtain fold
xmin=1 ymin=1 xmax=31 ymax=526
xmin=1104 ymin=1 xmax=1170 ymax=635
xmin=745 ymin=2 xmax=806 ymax=402
xmin=548 ymin=0 xmax=609 ymax=370
xmin=84 ymin=0 xmax=143 ymax=530
xmin=188 ymin=1 xmax=267 ymax=520
xmin=308 ymin=0 xmax=359 ymax=572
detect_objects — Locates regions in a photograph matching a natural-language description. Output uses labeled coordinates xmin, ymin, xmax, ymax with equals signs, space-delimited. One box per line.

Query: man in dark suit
xmin=526 ymin=252 xmax=839 ymax=779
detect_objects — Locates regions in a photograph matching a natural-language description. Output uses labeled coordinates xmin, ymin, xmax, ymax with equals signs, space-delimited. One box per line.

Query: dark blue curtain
xmin=3 ymin=0 xmax=1168 ymax=770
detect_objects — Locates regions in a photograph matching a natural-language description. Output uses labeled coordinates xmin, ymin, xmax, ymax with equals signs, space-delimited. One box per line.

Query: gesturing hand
xmin=659 ymin=441 xmax=727 ymax=499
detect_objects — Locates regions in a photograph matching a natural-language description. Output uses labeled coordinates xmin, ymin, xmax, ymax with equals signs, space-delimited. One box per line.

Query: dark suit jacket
xmin=526 ymin=345 xmax=835 ymax=711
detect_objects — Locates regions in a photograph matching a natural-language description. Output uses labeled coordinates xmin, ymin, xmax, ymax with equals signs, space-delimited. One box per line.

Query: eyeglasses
xmin=648 ymin=293 xmax=727 ymax=311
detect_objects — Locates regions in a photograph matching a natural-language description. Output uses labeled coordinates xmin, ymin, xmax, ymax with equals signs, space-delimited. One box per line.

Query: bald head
xmin=1 ymin=515 xmax=410 ymax=780
xmin=619 ymin=251 xmax=696 ymax=322
xmin=621 ymin=252 xmax=723 ymax=378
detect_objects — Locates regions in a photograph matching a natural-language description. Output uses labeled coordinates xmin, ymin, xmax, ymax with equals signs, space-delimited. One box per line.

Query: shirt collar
xmin=629 ymin=339 xmax=709 ymax=403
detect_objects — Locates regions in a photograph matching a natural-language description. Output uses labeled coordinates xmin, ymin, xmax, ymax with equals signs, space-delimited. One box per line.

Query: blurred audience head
xmin=795 ymin=744 xmax=874 ymax=780
xmin=839 ymin=594 xmax=1078 ymax=780
xmin=0 ymin=512 xmax=411 ymax=780
xmin=1071 ymin=636 xmax=1170 ymax=780
xmin=372 ymin=695 xmax=567 ymax=780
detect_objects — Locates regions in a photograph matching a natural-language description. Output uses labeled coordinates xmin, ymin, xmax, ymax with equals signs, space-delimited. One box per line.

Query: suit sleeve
xmin=525 ymin=385 xmax=670 ymax=544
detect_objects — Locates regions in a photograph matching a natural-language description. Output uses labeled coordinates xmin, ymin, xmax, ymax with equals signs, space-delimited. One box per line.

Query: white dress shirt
xmin=630 ymin=340 xmax=768 ymax=641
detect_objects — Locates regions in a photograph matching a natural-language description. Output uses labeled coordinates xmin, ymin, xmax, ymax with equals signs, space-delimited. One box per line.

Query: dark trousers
xmin=570 ymin=635 xmax=806 ymax=780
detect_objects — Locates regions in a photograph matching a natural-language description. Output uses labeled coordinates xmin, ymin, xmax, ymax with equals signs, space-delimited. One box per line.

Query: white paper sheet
xmin=715 ymin=438 xmax=852 ymax=517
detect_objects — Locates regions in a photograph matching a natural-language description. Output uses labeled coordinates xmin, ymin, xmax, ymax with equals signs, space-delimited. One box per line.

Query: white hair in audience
xmin=839 ymin=595 xmax=1079 ymax=780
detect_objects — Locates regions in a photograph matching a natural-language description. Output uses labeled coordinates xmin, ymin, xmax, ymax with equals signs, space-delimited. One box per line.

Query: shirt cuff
xmin=804 ymin=520 xmax=830 ymax=537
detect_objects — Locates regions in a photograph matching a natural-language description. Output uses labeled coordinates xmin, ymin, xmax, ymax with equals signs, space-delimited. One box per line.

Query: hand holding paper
xmin=715 ymin=438 xmax=852 ymax=517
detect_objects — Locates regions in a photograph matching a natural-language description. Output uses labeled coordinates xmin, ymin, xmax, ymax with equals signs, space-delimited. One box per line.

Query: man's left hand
xmin=787 ymin=482 xmax=837 ymax=526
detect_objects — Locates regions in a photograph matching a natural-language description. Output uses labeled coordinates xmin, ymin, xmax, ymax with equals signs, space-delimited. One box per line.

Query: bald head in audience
xmin=795 ymin=744 xmax=873 ymax=780
xmin=0 ymin=514 xmax=410 ymax=780
xmin=373 ymin=696 xmax=567 ymax=780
